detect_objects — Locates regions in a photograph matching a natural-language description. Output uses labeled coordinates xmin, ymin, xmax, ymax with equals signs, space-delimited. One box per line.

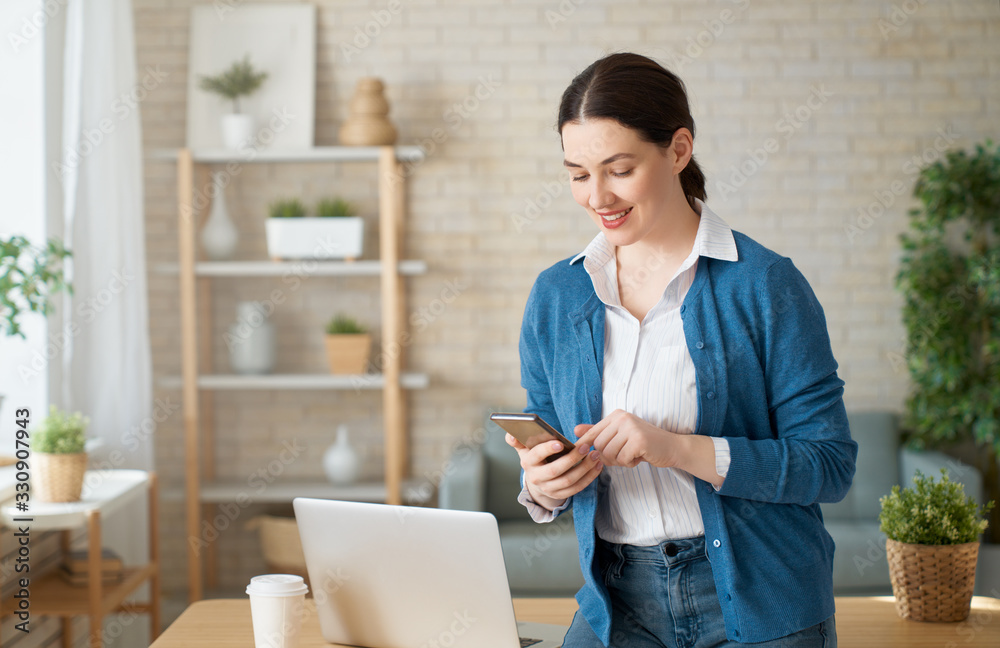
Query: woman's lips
xmin=598 ymin=207 xmax=632 ymax=229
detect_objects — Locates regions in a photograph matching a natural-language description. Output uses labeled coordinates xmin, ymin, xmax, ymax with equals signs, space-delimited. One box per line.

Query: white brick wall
xmin=134 ymin=0 xmax=1000 ymax=598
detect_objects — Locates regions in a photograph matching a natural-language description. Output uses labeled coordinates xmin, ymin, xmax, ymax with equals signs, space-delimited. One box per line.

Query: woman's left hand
xmin=573 ymin=409 xmax=681 ymax=469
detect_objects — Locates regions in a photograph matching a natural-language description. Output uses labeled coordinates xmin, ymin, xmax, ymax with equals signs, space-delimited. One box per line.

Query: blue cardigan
xmin=518 ymin=230 xmax=857 ymax=645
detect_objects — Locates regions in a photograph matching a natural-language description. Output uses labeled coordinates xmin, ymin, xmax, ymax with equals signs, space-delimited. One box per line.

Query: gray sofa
xmin=439 ymin=410 xmax=982 ymax=597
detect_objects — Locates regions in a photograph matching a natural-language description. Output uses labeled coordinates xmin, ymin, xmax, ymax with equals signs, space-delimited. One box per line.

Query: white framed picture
xmin=187 ymin=3 xmax=316 ymax=150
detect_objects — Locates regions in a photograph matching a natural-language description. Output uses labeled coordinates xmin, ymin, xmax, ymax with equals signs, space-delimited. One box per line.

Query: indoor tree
xmin=896 ymin=140 xmax=1000 ymax=542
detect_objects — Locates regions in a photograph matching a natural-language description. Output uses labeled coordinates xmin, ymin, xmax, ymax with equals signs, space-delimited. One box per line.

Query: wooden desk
xmin=152 ymin=596 xmax=1000 ymax=647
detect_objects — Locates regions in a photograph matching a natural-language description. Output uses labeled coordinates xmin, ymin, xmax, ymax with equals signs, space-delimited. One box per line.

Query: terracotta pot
xmin=33 ymin=452 xmax=88 ymax=502
xmin=886 ymin=538 xmax=979 ymax=622
xmin=324 ymin=334 xmax=372 ymax=374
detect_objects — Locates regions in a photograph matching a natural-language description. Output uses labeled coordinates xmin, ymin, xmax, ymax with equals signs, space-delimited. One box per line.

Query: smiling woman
xmin=506 ymin=52 xmax=857 ymax=648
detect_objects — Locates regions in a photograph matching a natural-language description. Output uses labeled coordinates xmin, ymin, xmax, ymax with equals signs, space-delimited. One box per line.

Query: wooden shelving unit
xmin=0 ymin=471 xmax=160 ymax=648
xmin=168 ymin=146 xmax=426 ymax=602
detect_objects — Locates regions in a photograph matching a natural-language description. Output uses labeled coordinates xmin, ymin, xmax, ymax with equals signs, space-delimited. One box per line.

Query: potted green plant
xmin=32 ymin=405 xmax=90 ymax=503
xmin=895 ymin=140 xmax=1000 ymax=591
xmin=323 ymin=314 xmax=371 ymax=374
xmin=198 ymin=55 xmax=269 ymax=149
xmin=879 ymin=469 xmax=993 ymax=622
xmin=264 ymin=197 xmax=364 ymax=260
xmin=1 ymin=235 xmax=72 ymax=416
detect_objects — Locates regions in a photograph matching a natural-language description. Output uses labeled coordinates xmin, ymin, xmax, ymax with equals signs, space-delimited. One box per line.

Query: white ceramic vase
xmin=227 ymin=301 xmax=275 ymax=375
xmin=221 ymin=113 xmax=254 ymax=149
xmin=323 ymin=425 xmax=360 ymax=485
xmin=200 ymin=172 xmax=238 ymax=260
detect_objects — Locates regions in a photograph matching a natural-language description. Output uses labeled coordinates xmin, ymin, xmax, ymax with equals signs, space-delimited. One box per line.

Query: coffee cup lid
xmin=246 ymin=574 xmax=309 ymax=597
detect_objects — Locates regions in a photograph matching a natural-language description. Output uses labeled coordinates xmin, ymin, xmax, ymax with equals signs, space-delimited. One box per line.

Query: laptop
xmin=293 ymin=498 xmax=567 ymax=648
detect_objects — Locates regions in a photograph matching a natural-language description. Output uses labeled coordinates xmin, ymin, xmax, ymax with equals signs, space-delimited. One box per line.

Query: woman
xmin=506 ymin=53 xmax=856 ymax=648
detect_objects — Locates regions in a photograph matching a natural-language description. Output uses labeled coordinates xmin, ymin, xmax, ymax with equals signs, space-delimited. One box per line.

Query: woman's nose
xmin=589 ymin=177 xmax=615 ymax=210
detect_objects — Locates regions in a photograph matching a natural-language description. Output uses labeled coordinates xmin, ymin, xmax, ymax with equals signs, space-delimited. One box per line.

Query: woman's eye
xmin=571 ymin=174 xmax=589 ymax=182
xmin=611 ymin=169 xmax=633 ymax=178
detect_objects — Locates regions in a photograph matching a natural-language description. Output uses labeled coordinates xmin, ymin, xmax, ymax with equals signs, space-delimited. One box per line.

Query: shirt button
xmin=725 ymin=594 xmax=732 ymax=602
xmin=713 ymin=539 xmax=721 ymax=548
xmin=696 ymin=341 xmax=705 ymax=349
xmin=707 ymin=391 xmax=716 ymax=400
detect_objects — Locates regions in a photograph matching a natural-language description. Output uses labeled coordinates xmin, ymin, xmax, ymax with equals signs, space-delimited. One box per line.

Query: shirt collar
xmin=570 ymin=198 xmax=738 ymax=267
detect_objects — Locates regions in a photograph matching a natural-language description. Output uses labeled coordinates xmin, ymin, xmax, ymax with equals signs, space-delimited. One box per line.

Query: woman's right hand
xmin=505 ymin=433 xmax=604 ymax=512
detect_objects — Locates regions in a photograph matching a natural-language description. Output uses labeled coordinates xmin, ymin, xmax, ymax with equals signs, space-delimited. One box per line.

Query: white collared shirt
xmin=519 ymin=200 xmax=737 ymax=545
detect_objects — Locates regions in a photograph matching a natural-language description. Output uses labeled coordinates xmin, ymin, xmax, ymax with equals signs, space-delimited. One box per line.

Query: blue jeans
xmin=563 ymin=536 xmax=836 ymax=648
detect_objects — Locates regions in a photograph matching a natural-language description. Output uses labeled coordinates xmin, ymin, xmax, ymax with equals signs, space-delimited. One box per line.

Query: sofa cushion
xmin=822 ymin=411 xmax=899 ymax=522
xmin=826 ymin=520 xmax=891 ymax=594
xmin=483 ymin=415 xmax=535 ymax=522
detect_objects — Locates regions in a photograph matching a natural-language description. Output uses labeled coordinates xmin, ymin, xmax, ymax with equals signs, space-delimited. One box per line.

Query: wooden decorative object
xmin=339 ymin=78 xmax=398 ymax=146
xmin=246 ymin=515 xmax=311 ymax=591
xmin=33 ymin=452 xmax=88 ymax=502
xmin=886 ymin=538 xmax=980 ymax=622
xmin=324 ymin=333 xmax=373 ymax=374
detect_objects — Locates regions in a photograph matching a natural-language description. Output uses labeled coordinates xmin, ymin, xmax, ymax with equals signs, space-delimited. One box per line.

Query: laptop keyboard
xmin=520 ymin=638 xmax=542 ymax=647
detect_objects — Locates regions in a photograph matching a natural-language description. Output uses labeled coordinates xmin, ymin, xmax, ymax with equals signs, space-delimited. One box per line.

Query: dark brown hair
xmin=558 ymin=52 xmax=706 ymax=209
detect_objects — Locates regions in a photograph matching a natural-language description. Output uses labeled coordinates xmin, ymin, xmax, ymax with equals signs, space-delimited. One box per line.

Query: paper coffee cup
xmin=246 ymin=574 xmax=309 ymax=648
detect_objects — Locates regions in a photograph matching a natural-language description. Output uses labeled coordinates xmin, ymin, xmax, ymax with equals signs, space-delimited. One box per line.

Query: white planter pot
xmin=221 ymin=113 xmax=254 ymax=150
xmin=265 ymin=217 xmax=364 ymax=260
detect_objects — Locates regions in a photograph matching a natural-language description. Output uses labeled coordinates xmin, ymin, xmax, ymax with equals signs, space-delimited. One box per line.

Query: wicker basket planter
xmin=33 ymin=452 xmax=88 ymax=502
xmin=886 ymin=538 xmax=979 ymax=622
xmin=324 ymin=333 xmax=372 ymax=374
xmin=247 ymin=515 xmax=310 ymax=591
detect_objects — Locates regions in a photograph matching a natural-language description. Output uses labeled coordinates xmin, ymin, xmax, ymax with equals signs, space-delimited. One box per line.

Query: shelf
xmin=153 ymin=259 xmax=427 ymax=277
xmin=149 ymin=145 xmax=426 ymax=163
xmin=169 ymin=479 xmax=432 ymax=505
xmin=158 ymin=373 xmax=429 ymax=391
xmin=0 ymin=565 xmax=156 ymax=616
xmin=0 ymin=470 xmax=150 ymax=531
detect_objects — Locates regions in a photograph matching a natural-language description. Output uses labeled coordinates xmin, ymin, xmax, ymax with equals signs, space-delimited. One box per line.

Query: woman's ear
xmin=670 ymin=128 xmax=695 ymax=174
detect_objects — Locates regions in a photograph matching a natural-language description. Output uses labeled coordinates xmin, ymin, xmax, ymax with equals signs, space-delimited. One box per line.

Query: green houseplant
xmin=33 ymin=405 xmax=90 ymax=503
xmin=323 ymin=315 xmax=371 ymax=375
xmin=265 ymin=197 xmax=365 ymax=261
xmin=895 ymin=140 xmax=1000 ymax=544
xmin=198 ymin=55 xmax=269 ymax=149
xmin=1 ymin=235 xmax=72 ymax=339
xmin=879 ymin=469 xmax=992 ymax=622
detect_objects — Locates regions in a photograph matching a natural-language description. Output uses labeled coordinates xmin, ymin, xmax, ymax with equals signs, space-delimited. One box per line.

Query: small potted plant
xmin=198 ymin=55 xmax=269 ymax=149
xmin=264 ymin=197 xmax=364 ymax=261
xmin=1 ymin=235 xmax=72 ymax=416
xmin=879 ymin=469 xmax=993 ymax=622
xmin=32 ymin=405 xmax=90 ymax=503
xmin=324 ymin=315 xmax=371 ymax=375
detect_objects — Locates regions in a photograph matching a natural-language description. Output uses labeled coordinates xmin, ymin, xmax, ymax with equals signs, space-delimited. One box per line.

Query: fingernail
xmin=589 ymin=450 xmax=600 ymax=462
xmin=578 ymin=445 xmax=589 ymax=454
xmin=552 ymin=442 xmax=562 ymax=451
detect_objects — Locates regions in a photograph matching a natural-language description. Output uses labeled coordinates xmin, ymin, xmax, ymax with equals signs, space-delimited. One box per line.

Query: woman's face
xmin=561 ymin=118 xmax=689 ymax=247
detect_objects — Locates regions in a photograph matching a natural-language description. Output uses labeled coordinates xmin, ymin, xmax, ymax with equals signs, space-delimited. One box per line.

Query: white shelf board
xmin=152 ymin=259 xmax=427 ymax=277
xmin=0 ymin=470 xmax=149 ymax=531
xmin=162 ymin=479 xmax=432 ymax=505
xmin=148 ymin=145 xmax=426 ymax=163
xmin=158 ymin=373 xmax=429 ymax=391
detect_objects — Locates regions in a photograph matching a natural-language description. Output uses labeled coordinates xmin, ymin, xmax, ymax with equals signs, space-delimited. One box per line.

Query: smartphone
xmin=490 ymin=412 xmax=577 ymax=463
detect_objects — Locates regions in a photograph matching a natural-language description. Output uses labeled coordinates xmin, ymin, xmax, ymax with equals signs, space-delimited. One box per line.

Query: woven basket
xmin=886 ymin=538 xmax=979 ymax=622
xmin=33 ymin=452 xmax=88 ymax=502
xmin=247 ymin=515 xmax=311 ymax=592
xmin=324 ymin=334 xmax=372 ymax=375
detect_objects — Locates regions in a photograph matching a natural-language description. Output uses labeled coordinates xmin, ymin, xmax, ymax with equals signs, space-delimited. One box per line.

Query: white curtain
xmin=61 ymin=0 xmax=153 ymax=645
